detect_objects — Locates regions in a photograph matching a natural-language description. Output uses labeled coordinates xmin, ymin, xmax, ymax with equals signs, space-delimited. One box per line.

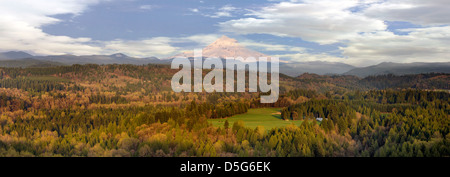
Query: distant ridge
xmin=0 ymin=51 xmax=168 ymax=65
xmin=33 ymin=53 xmax=167 ymax=65
xmin=280 ymin=61 xmax=356 ymax=77
xmin=0 ymin=51 xmax=34 ymax=60
xmin=344 ymin=62 xmax=450 ymax=77
xmin=0 ymin=58 xmax=64 ymax=68
xmin=1 ymin=49 xmax=449 ymax=77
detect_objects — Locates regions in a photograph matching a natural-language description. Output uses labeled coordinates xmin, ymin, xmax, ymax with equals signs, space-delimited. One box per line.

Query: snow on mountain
xmin=171 ymin=35 xmax=269 ymax=60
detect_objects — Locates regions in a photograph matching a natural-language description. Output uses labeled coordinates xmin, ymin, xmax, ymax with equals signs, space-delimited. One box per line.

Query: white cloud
xmin=189 ymin=8 xmax=199 ymax=13
xmin=219 ymin=0 xmax=450 ymax=66
xmin=280 ymin=26 xmax=450 ymax=66
xmin=364 ymin=0 xmax=450 ymax=26
xmin=219 ymin=0 xmax=386 ymax=44
xmin=179 ymin=34 xmax=222 ymax=46
xmin=205 ymin=5 xmax=238 ymax=18
xmin=0 ymin=0 xmax=105 ymax=55
xmin=240 ymin=41 xmax=306 ymax=52
xmin=1 ymin=0 xmax=449 ymax=66
xmin=103 ymin=37 xmax=178 ymax=58
xmin=103 ymin=34 xmax=226 ymax=58
xmin=341 ymin=26 xmax=450 ymax=66
xmin=0 ymin=0 xmax=177 ymax=58
xmin=139 ymin=5 xmax=154 ymax=10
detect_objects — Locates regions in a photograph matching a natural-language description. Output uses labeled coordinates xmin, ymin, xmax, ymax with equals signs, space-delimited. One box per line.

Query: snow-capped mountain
xmin=171 ymin=35 xmax=269 ymax=60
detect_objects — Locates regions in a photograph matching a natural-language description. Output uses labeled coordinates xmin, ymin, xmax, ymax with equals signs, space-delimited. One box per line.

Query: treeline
xmin=89 ymin=94 xmax=128 ymax=104
xmin=280 ymin=90 xmax=450 ymax=156
xmin=286 ymin=89 xmax=317 ymax=100
xmin=361 ymin=89 xmax=449 ymax=104
xmin=281 ymin=99 xmax=356 ymax=135
xmin=359 ymin=73 xmax=449 ymax=90
xmin=0 ymin=64 xmax=100 ymax=78
xmin=0 ymin=78 xmax=66 ymax=92
xmin=292 ymin=73 xmax=449 ymax=91
xmin=185 ymin=100 xmax=249 ymax=119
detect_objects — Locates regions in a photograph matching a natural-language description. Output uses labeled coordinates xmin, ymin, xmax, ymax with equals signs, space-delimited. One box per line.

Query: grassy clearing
xmin=208 ymin=108 xmax=304 ymax=130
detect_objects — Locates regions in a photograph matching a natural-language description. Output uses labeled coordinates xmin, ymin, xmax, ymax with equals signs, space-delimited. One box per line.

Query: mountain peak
xmin=344 ymin=62 xmax=450 ymax=77
xmin=212 ymin=35 xmax=238 ymax=45
xmin=0 ymin=51 xmax=33 ymax=60
xmin=219 ymin=35 xmax=232 ymax=40
xmin=171 ymin=35 xmax=268 ymax=59
xmin=110 ymin=53 xmax=128 ymax=58
xmin=205 ymin=35 xmax=240 ymax=51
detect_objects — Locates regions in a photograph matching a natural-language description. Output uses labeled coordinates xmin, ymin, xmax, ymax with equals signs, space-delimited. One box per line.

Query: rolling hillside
xmin=0 ymin=58 xmax=65 ymax=68
xmin=344 ymin=62 xmax=450 ymax=77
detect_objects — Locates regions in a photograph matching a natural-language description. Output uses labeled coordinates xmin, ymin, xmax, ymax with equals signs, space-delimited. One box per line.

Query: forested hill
xmin=344 ymin=62 xmax=450 ymax=78
xmin=0 ymin=65 xmax=448 ymax=96
xmin=294 ymin=73 xmax=449 ymax=91
xmin=0 ymin=63 xmax=449 ymax=157
xmin=0 ymin=58 xmax=64 ymax=68
xmin=358 ymin=73 xmax=449 ymax=90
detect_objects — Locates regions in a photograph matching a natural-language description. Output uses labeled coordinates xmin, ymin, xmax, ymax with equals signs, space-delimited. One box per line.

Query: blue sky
xmin=0 ymin=0 xmax=449 ymax=66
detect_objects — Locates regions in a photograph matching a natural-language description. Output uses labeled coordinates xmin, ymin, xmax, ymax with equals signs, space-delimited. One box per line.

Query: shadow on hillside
xmin=272 ymin=114 xmax=282 ymax=120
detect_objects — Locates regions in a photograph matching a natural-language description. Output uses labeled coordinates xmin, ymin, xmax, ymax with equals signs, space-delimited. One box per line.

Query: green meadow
xmin=208 ymin=108 xmax=304 ymax=130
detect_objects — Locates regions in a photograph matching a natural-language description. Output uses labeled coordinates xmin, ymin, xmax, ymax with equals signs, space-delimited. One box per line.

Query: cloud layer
xmin=219 ymin=0 xmax=450 ymax=66
xmin=0 ymin=0 xmax=104 ymax=55
xmin=364 ymin=0 xmax=450 ymax=26
xmin=0 ymin=0 xmax=449 ymax=66
xmin=220 ymin=0 xmax=386 ymax=44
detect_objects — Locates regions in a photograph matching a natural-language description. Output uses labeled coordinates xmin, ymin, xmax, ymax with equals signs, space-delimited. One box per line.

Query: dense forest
xmin=0 ymin=64 xmax=448 ymax=157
